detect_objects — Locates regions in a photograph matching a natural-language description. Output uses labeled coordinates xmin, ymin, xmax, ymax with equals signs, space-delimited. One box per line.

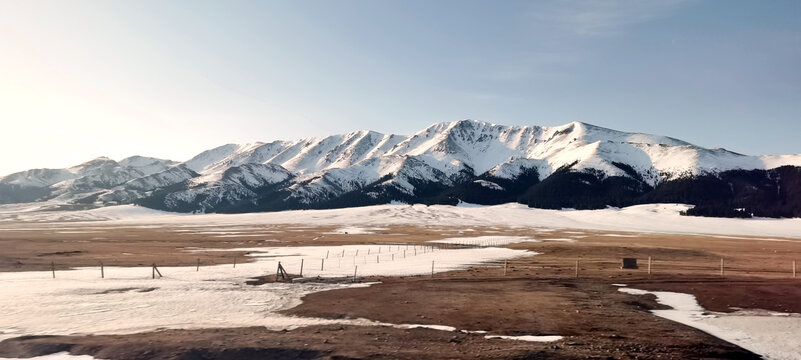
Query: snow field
xmin=237 ymin=243 xmax=530 ymax=279
xmin=428 ymin=235 xmax=541 ymax=247
xmin=0 ymin=244 xmax=531 ymax=343
xmin=5 ymin=203 xmax=800 ymax=240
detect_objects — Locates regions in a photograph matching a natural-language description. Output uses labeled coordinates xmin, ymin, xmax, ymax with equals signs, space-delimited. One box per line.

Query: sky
xmin=0 ymin=0 xmax=799 ymax=176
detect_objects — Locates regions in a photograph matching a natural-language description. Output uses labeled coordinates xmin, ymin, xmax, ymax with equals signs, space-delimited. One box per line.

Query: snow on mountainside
xmin=2 ymin=120 xmax=800 ymax=213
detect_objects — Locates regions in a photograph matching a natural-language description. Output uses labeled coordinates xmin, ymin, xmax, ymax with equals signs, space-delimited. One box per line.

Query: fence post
xmin=100 ymin=261 xmax=104 ymax=279
xmin=300 ymin=259 xmax=304 ymax=276
xmin=326 ymin=250 xmax=329 ymax=259
xmin=504 ymin=260 xmax=508 ymax=276
xmin=233 ymin=256 xmax=237 ymax=268
xmin=321 ymin=258 xmax=325 ymax=271
xmin=196 ymin=258 xmax=200 ymax=272
xmin=575 ymin=260 xmax=579 ymax=278
xmin=353 ymin=266 xmax=358 ymax=282
xmin=431 ymin=260 xmax=435 ymax=278
xmin=51 ymin=261 xmax=55 ymax=279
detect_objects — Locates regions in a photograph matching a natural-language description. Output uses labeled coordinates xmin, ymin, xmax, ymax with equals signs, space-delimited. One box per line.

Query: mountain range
xmin=2 ymin=120 xmax=800 ymax=218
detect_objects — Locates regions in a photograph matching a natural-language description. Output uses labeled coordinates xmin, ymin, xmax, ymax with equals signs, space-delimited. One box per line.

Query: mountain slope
xmin=2 ymin=120 xmax=800 ymax=217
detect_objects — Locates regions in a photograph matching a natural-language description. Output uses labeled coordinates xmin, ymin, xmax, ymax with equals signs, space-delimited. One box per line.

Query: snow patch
xmin=484 ymin=334 xmax=563 ymax=342
xmin=619 ymin=288 xmax=801 ymax=360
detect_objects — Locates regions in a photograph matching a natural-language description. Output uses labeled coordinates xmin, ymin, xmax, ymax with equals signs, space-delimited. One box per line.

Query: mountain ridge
xmin=2 ymin=120 xmax=800 ymax=217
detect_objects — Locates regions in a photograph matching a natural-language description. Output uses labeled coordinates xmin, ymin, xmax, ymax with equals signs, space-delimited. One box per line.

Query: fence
xmin=38 ymin=242 xmax=799 ymax=282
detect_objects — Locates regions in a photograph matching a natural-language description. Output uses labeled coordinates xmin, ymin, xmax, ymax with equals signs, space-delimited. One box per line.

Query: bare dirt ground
xmin=1 ymin=223 xmax=799 ymax=359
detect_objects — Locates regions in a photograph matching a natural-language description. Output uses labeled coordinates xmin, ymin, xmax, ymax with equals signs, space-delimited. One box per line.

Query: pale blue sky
xmin=1 ymin=0 xmax=799 ymax=176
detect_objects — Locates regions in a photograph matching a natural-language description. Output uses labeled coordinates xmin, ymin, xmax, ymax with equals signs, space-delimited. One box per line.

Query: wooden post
xmin=196 ymin=258 xmax=200 ymax=271
xmin=368 ymin=248 xmax=371 ymax=255
xmin=431 ymin=260 xmax=435 ymax=277
xmin=321 ymin=258 xmax=325 ymax=271
xmin=152 ymin=264 xmax=155 ymax=279
xmin=353 ymin=266 xmax=358 ymax=282
xmin=575 ymin=260 xmax=579 ymax=278
xmin=233 ymin=256 xmax=237 ymax=268
xmin=403 ymin=250 xmax=406 ymax=258
xmin=152 ymin=264 xmax=162 ymax=279
xmin=326 ymin=250 xmax=329 ymax=259
xmin=720 ymin=258 xmax=724 ymax=276
xmin=648 ymin=256 xmax=652 ymax=275
xmin=100 ymin=261 xmax=104 ymax=279
xmin=341 ymin=249 xmax=345 ymax=258
xmin=355 ymin=249 xmax=359 ymax=256
xmin=276 ymin=261 xmax=287 ymax=281
xmin=504 ymin=260 xmax=508 ymax=276
xmin=299 ymin=259 xmax=304 ymax=276
xmin=51 ymin=261 xmax=55 ymax=279
xmin=376 ymin=255 xmax=379 ymax=263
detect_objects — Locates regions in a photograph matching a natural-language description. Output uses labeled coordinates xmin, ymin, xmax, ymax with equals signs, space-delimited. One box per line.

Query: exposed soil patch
xmin=0 ymin=323 xmax=756 ymax=360
xmin=630 ymin=277 xmax=801 ymax=313
xmin=285 ymin=275 xmax=757 ymax=359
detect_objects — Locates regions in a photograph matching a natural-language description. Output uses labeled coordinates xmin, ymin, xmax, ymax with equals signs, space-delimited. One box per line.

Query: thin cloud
xmin=529 ymin=0 xmax=694 ymax=37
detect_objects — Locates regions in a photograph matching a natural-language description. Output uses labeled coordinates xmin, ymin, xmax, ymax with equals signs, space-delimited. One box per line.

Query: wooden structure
xmin=275 ymin=261 xmax=289 ymax=281
xmin=621 ymin=258 xmax=638 ymax=269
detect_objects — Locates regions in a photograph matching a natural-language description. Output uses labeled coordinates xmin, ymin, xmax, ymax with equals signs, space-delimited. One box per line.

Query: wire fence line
xmin=26 ymin=240 xmax=800 ymax=282
xmin=30 ymin=243 xmax=508 ymax=282
xmin=504 ymin=257 xmax=799 ymax=279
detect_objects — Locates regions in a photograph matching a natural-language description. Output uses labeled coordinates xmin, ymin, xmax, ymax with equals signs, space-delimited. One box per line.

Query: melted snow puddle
xmin=617 ymin=285 xmax=801 ymax=360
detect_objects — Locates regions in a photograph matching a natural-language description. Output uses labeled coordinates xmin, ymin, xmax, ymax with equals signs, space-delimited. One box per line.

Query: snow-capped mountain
xmin=2 ymin=120 xmax=800 ymax=217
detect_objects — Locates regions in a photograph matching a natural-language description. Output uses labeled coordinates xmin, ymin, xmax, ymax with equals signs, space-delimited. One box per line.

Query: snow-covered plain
xmin=0 ymin=244 xmax=529 ymax=343
xmin=3 ymin=202 xmax=800 ymax=240
xmin=2 ymin=202 xmax=800 ymax=359
xmin=618 ymin=286 xmax=801 ymax=360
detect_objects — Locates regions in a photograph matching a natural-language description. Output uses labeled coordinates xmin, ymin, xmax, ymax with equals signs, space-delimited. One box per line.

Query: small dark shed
xmin=621 ymin=258 xmax=638 ymax=269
